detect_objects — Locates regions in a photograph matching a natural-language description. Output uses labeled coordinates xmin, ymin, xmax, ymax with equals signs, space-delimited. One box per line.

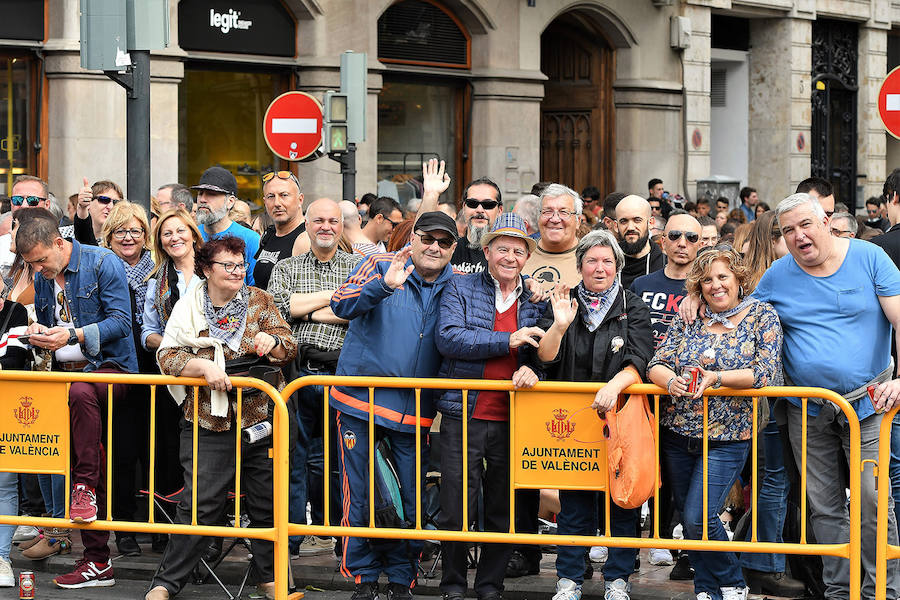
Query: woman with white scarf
xmin=147 ymin=235 xmax=296 ymax=600
xmin=100 ymin=201 xmax=157 ymax=557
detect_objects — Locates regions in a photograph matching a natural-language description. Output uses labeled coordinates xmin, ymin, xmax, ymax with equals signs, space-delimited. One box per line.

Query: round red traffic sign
xmin=878 ymin=66 xmax=900 ymax=140
xmin=263 ymin=91 xmax=323 ymax=161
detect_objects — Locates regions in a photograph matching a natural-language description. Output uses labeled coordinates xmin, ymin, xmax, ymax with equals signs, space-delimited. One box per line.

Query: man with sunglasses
xmin=192 ymin=166 xmax=260 ymax=286
xmin=355 ymin=196 xmax=402 ymax=256
xmin=329 ymin=211 xmax=458 ymax=600
xmin=253 ymin=170 xmax=306 ymax=290
xmin=613 ymin=195 xmax=665 ymax=289
xmin=2 ymin=176 xmax=52 ymax=275
xmin=449 ymin=178 xmax=503 ymax=273
xmin=865 ymin=197 xmax=890 ymax=233
xmin=74 ymin=178 xmax=123 ymax=245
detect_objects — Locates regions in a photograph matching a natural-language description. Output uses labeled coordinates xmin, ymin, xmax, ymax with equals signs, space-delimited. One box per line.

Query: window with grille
xmin=378 ymin=0 xmax=470 ymax=69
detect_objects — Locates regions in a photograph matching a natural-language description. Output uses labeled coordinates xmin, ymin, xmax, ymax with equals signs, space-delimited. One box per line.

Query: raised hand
xmin=383 ymin=247 xmax=415 ymax=289
xmin=77 ymin=176 xmax=92 ymax=218
xmin=422 ymin=158 xmax=451 ymax=201
xmin=549 ymin=285 xmax=577 ymax=330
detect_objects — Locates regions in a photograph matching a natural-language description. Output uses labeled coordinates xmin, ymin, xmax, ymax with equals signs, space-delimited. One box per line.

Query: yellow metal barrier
xmin=876 ymin=403 xmax=900 ymax=600
xmin=282 ymin=376 xmax=862 ymax=597
xmin=0 ymin=370 xmax=292 ymax=600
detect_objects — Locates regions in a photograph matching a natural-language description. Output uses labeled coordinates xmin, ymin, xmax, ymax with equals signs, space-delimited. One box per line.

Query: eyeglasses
xmin=262 ymin=170 xmax=301 ymax=188
xmin=10 ymin=195 xmax=45 ymax=207
xmin=666 ymin=230 xmax=700 ymax=243
xmin=465 ymin=199 xmax=500 ymax=211
xmin=93 ymin=195 xmax=120 ymax=205
xmin=417 ymin=232 xmax=455 ymax=249
xmin=212 ymin=260 xmax=249 ymax=273
xmin=867 ymin=208 xmax=880 ymax=215
xmin=112 ymin=227 xmax=145 ymax=240
xmin=540 ymin=208 xmax=576 ymax=220
xmin=384 ymin=216 xmax=401 ymax=228
xmin=830 ymin=228 xmax=854 ymax=237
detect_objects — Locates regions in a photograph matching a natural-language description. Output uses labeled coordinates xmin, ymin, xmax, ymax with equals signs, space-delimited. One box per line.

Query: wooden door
xmin=540 ymin=23 xmax=615 ymax=195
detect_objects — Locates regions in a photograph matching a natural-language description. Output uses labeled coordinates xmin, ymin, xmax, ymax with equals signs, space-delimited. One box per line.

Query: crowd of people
xmin=0 ymin=161 xmax=898 ymax=600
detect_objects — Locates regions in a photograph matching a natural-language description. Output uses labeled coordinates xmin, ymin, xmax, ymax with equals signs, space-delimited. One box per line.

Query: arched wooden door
xmin=540 ymin=21 xmax=615 ymax=195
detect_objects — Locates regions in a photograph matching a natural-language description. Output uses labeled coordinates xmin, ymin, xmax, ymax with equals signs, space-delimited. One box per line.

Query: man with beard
xmin=193 ymin=166 xmax=260 ymax=285
xmin=267 ymin=198 xmax=362 ymax=558
xmin=449 ymin=176 xmax=503 ymax=273
xmin=614 ymin=195 xmax=665 ymax=288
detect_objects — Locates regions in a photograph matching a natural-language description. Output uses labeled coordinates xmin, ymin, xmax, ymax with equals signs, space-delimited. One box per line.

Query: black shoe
xmin=352 ymin=582 xmax=381 ymax=600
xmin=478 ymin=592 xmax=502 ymax=600
xmin=151 ymin=533 xmax=168 ymax=554
xmin=669 ymin=555 xmax=694 ymax=580
xmin=116 ymin=534 xmax=141 ymax=556
xmin=742 ymin=568 xmax=806 ymax=597
xmin=505 ymin=549 xmax=539 ymax=578
xmin=442 ymin=593 xmax=465 ymax=600
xmin=385 ymin=583 xmax=412 ymax=600
xmin=202 ymin=537 xmax=223 ymax=563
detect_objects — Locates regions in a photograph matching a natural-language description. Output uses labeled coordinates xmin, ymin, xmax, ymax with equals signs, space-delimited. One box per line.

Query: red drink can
xmin=868 ymin=385 xmax=882 ymax=413
xmin=683 ymin=367 xmax=700 ymax=395
xmin=19 ymin=571 xmax=34 ymax=599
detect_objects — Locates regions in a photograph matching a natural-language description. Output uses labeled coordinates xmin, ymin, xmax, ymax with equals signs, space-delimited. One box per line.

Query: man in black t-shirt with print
xmin=253 ymin=170 xmax=306 ymax=289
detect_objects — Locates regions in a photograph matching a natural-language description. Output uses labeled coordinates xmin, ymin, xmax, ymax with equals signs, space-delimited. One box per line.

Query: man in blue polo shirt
xmin=193 ymin=166 xmax=260 ymax=286
xmin=754 ymin=193 xmax=900 ymax=600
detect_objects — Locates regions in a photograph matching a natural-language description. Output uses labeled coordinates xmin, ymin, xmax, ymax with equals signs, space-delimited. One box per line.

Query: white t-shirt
xmin=53 ymin=280 xmax=86 ymax=363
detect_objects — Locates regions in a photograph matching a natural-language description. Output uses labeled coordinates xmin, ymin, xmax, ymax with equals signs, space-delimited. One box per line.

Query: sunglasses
xmin=262 ymin=170 xmax=300 ymax=187
xmin=93 ymin=195 xmax=120 ymax=205
xmin=418 ymin=232 xmax=455 ymax=249
xmin=10 ymin=195 xmax=45 ymax=207
xmin=666 ymin=230 xmax=700 ymax=243
xmin=465 ymin=198 xmax=500 ymax=211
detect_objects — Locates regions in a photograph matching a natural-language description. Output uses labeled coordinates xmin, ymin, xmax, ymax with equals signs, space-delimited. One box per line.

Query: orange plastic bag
xmin=600 ymin=394 xmax=659 ymax=509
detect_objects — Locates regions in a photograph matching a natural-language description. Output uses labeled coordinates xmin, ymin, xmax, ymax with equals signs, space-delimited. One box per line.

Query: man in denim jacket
xmin=20 ymin=210 xmax=136 ymax=590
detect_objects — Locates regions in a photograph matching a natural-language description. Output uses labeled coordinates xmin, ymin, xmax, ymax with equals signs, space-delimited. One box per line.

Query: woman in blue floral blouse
xmin=648 ymin=247 xmax=783 ymax=600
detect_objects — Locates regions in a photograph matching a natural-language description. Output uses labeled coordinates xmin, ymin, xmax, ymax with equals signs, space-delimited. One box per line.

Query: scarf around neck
xmin=122 ymin=251 xmax=154 ymax=326
xmin=704 ymin=295 xmax=757 ymax=329
xmin=202 ymin=284 xmax=249 ymax=352
xmin=577 ymin=279 xmax=621 ymax=332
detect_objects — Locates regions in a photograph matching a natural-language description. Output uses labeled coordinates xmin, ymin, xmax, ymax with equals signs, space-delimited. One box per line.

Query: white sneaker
xmin=672 ymin=523 xmax=684 ymax=540
xmin=648 ymin=548 xmax=675 ymax=566
xmin=589 ymin=545 xmax=608 ymax=563
xmin=696 ymin=594 xmax=713 ymax=600
xmin=552 ymin=578 xmax=582 ymax=600
xmin=604 ymin=578 xmax=629 ymax=600
xmin=720 ymin=586 xmax=749 ymax=600
xmin=13 ymin=525 xmax=38 ymax=543
xmin=0 ymin=557 xmax=13 ymax=587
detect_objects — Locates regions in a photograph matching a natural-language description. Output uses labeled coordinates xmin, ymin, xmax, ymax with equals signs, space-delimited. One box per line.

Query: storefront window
xmin=179 ymin=67 xmax=288 ymax=207
xmin=0 ymin=57 xmax=31 ymax=194
xmin=378 ymin=78 xmax=461 ymax=207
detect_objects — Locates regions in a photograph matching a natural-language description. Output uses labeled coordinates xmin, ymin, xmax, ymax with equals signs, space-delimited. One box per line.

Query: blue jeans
xmin=740 ymin=400 xmax=790 ymax=573
xmin=556 ymin=490 xmax=639 ymax=585
xmin=37 ymin=474 xmax=66 ymax=518
xmin=890 ymin=414 xmax=900 ymax=514
xmin=662 ymin=428 xmax=749 ymax=600
xmin=0 ymin=472 xmax=17 ymax=560
xmin=289 ymin=367 xmax=332 ymax=551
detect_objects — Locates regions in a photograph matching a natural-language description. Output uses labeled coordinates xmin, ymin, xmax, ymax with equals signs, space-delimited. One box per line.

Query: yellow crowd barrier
xmin=0 ymin=370 xmax=876 ymax=600
xmin=282 ymin=376 xmax=862 ymax=598
xmin=876 ymin=403 xmax=900 ymax=600
xmin=0 ymin=370 xmax=292 ymax=600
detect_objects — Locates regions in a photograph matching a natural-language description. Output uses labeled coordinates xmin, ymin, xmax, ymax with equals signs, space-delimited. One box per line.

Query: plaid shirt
xmin=267 ymin=249 xmax=362 ymax=351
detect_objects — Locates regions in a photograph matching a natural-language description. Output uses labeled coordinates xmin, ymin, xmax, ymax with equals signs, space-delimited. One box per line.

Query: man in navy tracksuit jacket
xmin=330 ymin=212 xmax=458 ymax=600
xmin=434 ymin=214 xmax=547 ymax=600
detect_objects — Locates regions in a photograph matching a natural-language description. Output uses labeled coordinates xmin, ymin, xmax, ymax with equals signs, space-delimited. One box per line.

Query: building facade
xmin=0 ymin=0 xmax=896 ymax=212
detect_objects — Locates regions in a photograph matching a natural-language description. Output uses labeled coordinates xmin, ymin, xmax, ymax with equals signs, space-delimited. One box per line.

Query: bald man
xmin=613 ymin=194 xmax=665 ymax=288
xmin=292 ymin=197 xmax=336 ymax=257
xmin=266 ymin=197 xmax=363 ymax=556
xmin=339 ymin=200 xmax=369 ymax=248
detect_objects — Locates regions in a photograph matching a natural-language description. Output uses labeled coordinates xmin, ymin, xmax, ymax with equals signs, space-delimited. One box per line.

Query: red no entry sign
xmin=878 ymin=67 xmax=900 ymax=139
xmin=263 ymin=91 xmax=323 ymax=161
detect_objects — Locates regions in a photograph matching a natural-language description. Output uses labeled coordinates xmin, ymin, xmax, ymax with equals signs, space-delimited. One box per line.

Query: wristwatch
xmin=712 ymin=371 xmax=722 ymax=389
xmin=66 ymin=328 xmax=78 ymax=346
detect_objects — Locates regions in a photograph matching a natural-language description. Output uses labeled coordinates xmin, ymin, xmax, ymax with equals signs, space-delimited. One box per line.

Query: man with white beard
xmin=192 ymin=166 xmax=260 ymax=285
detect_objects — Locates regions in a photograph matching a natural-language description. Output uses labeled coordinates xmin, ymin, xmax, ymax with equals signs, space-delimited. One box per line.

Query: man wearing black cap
xmin=329 ymin=211 xmax=458 ymax=600
xmin=193 ymin=166 xmax=261 ymax=286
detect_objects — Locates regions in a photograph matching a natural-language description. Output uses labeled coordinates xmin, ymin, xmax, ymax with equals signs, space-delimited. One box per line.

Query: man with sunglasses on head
xmin=613 ymin=195 xmax=665 ymax=289
xmin=193 ymin=166 xmax=260 ymax=286
xmin=253 ymin=170 xmax=306 ymax=290
xmin=354 ymin=196 xmax=402 ymax=257
xmin=73 ymin=177 xmax=123 ymax=245
xmin=329 ymin=211 xmax=458 ymax=600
